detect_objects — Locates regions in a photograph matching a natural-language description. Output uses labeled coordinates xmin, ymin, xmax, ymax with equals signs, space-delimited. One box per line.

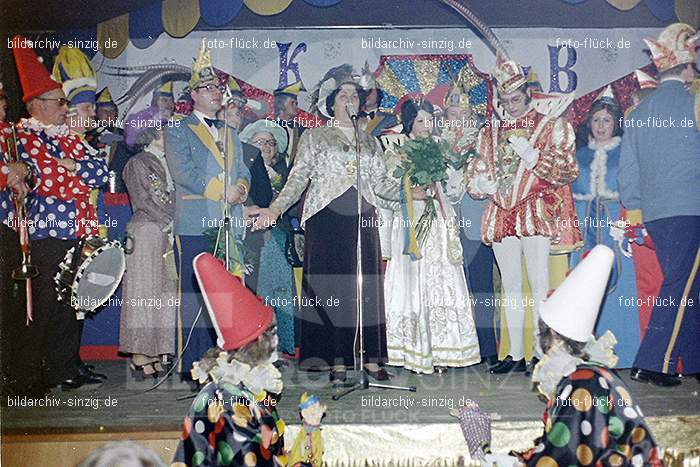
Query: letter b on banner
xmin=548 ymin=45 xmax=577 ymax=93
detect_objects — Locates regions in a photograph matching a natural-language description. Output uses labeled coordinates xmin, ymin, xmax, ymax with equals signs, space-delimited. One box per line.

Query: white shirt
xmin=193 ymin=109 xmax=220 ymax=142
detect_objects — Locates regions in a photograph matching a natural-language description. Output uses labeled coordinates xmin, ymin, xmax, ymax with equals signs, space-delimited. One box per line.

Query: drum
xmin=54 ymin=236 xmax=127 ymax=311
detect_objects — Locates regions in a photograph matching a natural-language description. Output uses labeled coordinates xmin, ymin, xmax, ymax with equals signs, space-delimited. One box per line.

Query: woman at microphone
xmin=249 ymin=80 xmax=407 ymax=384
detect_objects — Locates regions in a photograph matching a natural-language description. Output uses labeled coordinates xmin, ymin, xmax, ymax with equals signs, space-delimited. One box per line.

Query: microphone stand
xmin=333 ymin=106 xmax=416 ymax=400
xmin=218 ymin=92 xmax=235 ymax=272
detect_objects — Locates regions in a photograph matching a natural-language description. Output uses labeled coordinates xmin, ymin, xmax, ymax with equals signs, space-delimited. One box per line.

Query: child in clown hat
xmin=457 ymin=246 xmax=661 ymax=466
xmin=171 ymin=252 xmax=287 ymax=467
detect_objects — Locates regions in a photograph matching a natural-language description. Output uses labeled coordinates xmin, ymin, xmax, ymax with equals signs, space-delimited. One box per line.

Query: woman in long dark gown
xmin=249 ymin=81 xmax=413 ymax=383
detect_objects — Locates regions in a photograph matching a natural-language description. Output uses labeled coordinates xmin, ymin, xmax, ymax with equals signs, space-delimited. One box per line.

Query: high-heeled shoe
xmin=365 ymin=366 xmax=392 ymax=381
xmin=130 ymin=362 xmax=159 ymax=380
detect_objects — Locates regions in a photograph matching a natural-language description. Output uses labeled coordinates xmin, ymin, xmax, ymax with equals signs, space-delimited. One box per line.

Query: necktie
xmin=204 ymin=117 xmax=224 ymax=129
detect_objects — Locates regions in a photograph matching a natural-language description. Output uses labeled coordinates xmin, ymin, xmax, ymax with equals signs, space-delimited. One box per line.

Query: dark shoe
xmin=484 ymin=355 xmax=500 ymax=367
xmin=329 ymin=369 xmax=347 ymax=383
xmin=525 ymin=357 xmax=540 ymax=376
xmin=57 ymin=374 xmax=103 ymax=391
xmin=490 ymin=357 xmax=526 ymax=374
xmin=80 ymin=363 xmax=107 ymax=380
xmin=630 ymin=368 xmax=681 ymax=387
xmin=366 ymin=367 xmax=393 ymax=380
xmin=130 ymin=362 xmax=159 ymax=380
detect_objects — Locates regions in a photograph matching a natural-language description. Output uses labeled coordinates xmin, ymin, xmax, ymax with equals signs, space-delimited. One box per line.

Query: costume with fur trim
xmin=571 ymin=137 xmax=640 ymax=367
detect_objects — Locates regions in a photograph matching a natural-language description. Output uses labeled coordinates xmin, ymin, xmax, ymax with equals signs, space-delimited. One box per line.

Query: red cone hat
xmin=193 ymin=252 xmax=273 ymax=351
xmin=11 ymin=35 xmax=61 ymax=103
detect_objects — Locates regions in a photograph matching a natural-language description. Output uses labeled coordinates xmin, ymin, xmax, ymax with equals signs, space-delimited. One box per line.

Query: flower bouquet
xmin=392 ymin=136 xmax=473 ymax=186
xmin=392 ymin=137 xmax=475 ymax=248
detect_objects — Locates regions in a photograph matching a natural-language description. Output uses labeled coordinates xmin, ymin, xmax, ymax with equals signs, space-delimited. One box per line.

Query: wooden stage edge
xmin=3 ymin=416 xmax=700 ymax=467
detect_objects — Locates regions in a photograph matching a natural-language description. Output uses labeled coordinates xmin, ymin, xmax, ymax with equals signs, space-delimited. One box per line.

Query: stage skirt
xmin=298 ymin=187 xmax=387 ymax=370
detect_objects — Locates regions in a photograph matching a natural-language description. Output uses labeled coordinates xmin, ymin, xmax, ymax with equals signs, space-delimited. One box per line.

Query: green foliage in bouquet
xmin=392 ymin=137 xmax=476 ymax=251
xmin=202 ymin=227 xmax=257 ymax=274
xmin=392 ymin=137 xmax=475 ymax=186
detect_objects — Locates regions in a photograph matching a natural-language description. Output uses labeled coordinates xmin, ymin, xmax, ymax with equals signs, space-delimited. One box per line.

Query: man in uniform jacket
xmin=619 ymin=23 xmax=700 ymax=387
xmin=165 ymin=41 xmax=250 ymax=379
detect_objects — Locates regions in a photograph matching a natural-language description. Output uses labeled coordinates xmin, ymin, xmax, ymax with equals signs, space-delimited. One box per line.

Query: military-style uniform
xmin=619 ymin=24 xmax=700 ymax=377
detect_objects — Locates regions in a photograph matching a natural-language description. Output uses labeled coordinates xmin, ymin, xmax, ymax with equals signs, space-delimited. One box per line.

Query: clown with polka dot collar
xmin=8 ymin=37 xmax=109 ymax=393
xmin=462 ymin=247 xmax=660 ymax=467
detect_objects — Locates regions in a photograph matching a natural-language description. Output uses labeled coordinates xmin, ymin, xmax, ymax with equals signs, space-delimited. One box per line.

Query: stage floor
xmin=2 ymin=360 xmax=699 ymax=433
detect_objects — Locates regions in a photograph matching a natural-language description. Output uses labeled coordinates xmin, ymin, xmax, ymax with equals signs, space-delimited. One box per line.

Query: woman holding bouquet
xmin=383 ymin=99 xmax=481 ymax=374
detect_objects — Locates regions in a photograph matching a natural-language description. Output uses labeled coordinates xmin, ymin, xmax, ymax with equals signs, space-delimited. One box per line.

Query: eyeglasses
xmin=252 ymin=139 xmax=277 ymax=147
xmin=195 ymin=84 xmax=225 ymax=93
xmin=37 ymin=97 xmax=69 ymax=106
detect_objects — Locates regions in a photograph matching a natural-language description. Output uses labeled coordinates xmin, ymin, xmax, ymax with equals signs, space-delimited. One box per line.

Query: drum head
xmin=73 ymin=244 xmax=126 ymax=311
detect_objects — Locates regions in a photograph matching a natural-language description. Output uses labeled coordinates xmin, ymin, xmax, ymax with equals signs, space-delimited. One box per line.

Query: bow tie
xmin=366 ymin=111 xmax=376 ymax=120
xmin=204 ymin=117 xmax=224 ymax=129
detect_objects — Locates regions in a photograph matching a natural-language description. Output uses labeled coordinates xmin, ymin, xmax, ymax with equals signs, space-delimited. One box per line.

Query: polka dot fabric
xmin=171 ymin=381 xmax=287 ymax=467
xmin=524 ymin=364 xmax=662 ymax=466
xmin=15 ymin=120 xmax=108 ymax=240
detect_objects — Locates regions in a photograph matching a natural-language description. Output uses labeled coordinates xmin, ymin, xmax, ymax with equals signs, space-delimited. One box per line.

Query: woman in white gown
xmin=383 ymin=99 xmax=480 ymax=374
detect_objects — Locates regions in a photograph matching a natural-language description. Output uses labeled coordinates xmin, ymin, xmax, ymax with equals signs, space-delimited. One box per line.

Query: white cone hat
xmin=540 ymin=245 xmax=614 ymax=342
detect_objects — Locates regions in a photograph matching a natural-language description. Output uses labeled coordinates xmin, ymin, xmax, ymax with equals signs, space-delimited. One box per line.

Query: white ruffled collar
xmin=19 ymin=118 xmax=69 ymax=138
xmin=531 ymin=330 xmax=619 ymax=398
xmin=191 ymin=352 xmax=283 ymax=396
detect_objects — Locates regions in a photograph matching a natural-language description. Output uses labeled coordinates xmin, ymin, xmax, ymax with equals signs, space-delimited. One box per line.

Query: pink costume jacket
xmin=467 ymin=108 xmax=579 ymax=247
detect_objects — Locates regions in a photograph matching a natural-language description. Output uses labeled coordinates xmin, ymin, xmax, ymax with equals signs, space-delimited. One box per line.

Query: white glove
xmin=508 ymin=136 xmax=540 ymax=170
xmin=472 ymin=174 xmax=498 ymax=196
xmin=610 ymin=219 xmax=633 ymax=258
xmin=609 ymin=220 xmax=626 ymax=242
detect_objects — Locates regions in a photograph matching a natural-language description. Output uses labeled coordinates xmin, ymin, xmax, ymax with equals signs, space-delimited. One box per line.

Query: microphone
xmin=345 ymin=103 xmax=359 ymax=120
